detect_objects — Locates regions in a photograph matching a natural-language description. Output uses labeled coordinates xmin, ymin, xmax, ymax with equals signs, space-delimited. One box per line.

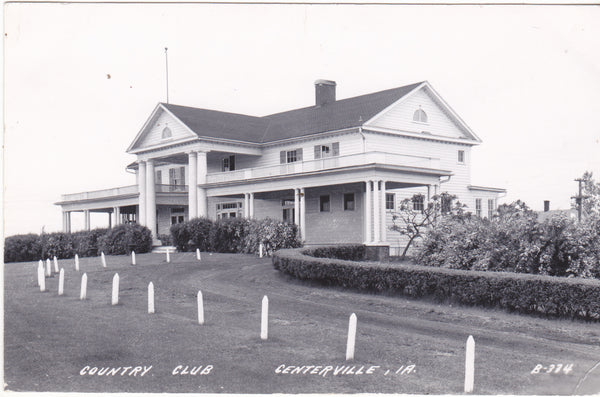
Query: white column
xmin=112 ymin=207 xmax=120 ymax=226
xmin=300 ymin=188 xmax=306 ymax=241
xmin=197 ymin=152 xmax=208 ymax=217
xmin=249 ymin=193 xmax=255 ymax=219
xmin=364 ymin=181 xmax=372 ymax=243
xmin=427 ymin=185 xmax=432 ymax=201
xmin=138 ymin=161 xmax=147 ymax=226
xmin=84 ymin=210 xmax=91 ymax=231
xmin=146 ymin=159 xmax=157 ymax=238
xmin=66 ymin=211 xmax=71 ymax=233
xmin=373 ymin=180 xmax=380 ymax=243
xmin=294 ymin=188 xmax=300 ymax=226
xmin=380 ymin=180 xmax=387 ymax=243
xmin=62 ymin=211 xmax=68 ymax=232
xmin=188 ymin=152 xmax=198 ymax=219
xmin=244 ymin=193 xmax=250 ymax=218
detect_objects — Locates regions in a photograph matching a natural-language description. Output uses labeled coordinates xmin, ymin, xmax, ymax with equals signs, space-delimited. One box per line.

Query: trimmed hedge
xmin=97 ymin=224 xmax=153 ymax=255
xmin=170 ymin=217 xmax=300 ymax=254
xmin=4 ymin=234 xmax=43 ymax=263
xmin=307 ymin=245 xmax=366 ymax=261
xmin=273 ymin=248 xmax=600 ymax=321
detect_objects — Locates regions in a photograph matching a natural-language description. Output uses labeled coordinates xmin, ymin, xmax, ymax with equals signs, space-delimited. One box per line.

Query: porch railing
xmin=155 ymin=184 xmax=188 ymax=193
xmin=60 ymin=183 xmax=187 ymax=202
xmin=206 ymin=151 xmax=441 ymax=184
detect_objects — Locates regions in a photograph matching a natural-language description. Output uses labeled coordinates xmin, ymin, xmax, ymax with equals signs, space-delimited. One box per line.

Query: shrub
xmin=273 ymin=248 xmax=600 ymax=321
xmin=209 ymin=217 xmax=250 ymax=253
xmin=158 ymin=233 xmax=172 ymax=247
xmin=187 ymin=218 xmax=213 ymax=251
xmin=242 ymin=218 xmax=301 ymax=255
xmin=97 ymin=224 xmax=152 ymax=255
xmin=307 ymin=245 xmax=365 ymax=261
xmin=170 ymin=222 xmax=191 ymax=252
xmin=71 ymin=228 xmax=108 ymax=257
xmin=41 ymin=232 xmax=75 ymax=259
xmin=4 ymin=234 xmax=43 ymax=263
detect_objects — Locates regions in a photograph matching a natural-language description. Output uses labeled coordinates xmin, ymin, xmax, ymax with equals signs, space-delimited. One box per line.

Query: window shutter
xmin=297 ymin=148 xmax=303 ymax=161
xmin=229 ymin=155 xmax=235 ymax=171
xmin=169 ymin=168 xmax=176 ymax=185
xmin=180 ymin=166 xmax=185 ymax=185
xmin=280 ymin=150 xmax=286 ymax=164
xmin=314 ymin=145 xmax=321 ymax=159
xmin=332 ymin=142 xmax=340 ymax=156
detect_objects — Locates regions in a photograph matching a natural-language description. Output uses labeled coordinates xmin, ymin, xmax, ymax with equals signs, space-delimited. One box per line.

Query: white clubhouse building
xmin=56 ymin=80 xmax=505 ymax=253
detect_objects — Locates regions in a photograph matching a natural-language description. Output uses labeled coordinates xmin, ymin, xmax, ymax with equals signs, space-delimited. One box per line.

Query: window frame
xmin=319 ymin=195 xmax=331 ymax=212
xmin=412 ymin=194 xmax=425 ymax=212
xmin=343 ymin=193 xmax=355 ymax=211
xmin=286 ymin=150 xmax=298 ymax=163
xmin=458 ymin=150 xmax=465 ymax=164
xmin=413 ymin=108 xmax=428 ymax=123
xmin=488 ymin=199 xmax=495 ymax=219
xmin=161 ymin=126 xmax=172 ymax=139
xmin=475 ymin=198 xmax=482 ymax=217
xmin=385 ymin=193 xmax=395 ymax=210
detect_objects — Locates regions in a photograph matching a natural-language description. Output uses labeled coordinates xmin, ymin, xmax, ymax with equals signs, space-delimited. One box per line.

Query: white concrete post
xmin=138 ymin=160 xmax=147 ymax=226
xmin=300 ymin=188 xmax=306 ymax=241
xmin=80 ymin=273 xmax=87 ymax=300
xmin=188 ymin=151 xmax=198 ymax=219
xmin=111 ymin=273 xmax=119 ymax=305
xmin=465 ymin=335 xmax=475 ymax=393
xmin=166 ymin=248 xmax=170 ymax=263
xmin=196 ymin=248 xmax=201 ymax=261
xmin=197 ymin=290 xmax=204 ymax=325
xmin=58 ymin=268 xmax=65 ymax=296
xmin=294 ymin=188 xmax=300 ymax=226
xmin=197 ymin=152 xmax=208 ymax=217
xmin=146 ymin=159 xmax=157 ymax=238
xmin=148 ymin=282 xmax=155 ymax=314
xmin=131 ymin=251 xmax=136 ymax=265
xmin=259 ymin=243 xmax=264 ymax=258
xmin=261 ymin=295 xmax=269 ymax=340
xmin=75 ymin=254 xmax=79 ymax=271
xmin=38 ymin=264 xmax=45 ymax=292
xmin=249 ymin=193 xmax=255 ymax=219
xmin=365 ymin=181 xmax=372 ymax=243
xmin=53 ymin=256 xmax=59 ymax=273
xmin=346 ymin=313 xmax=357 ymax=361
xmin=101 ymin=252 xmax=107 ymax=268
xmin=380 ymin=180 xmax=387 ymax=243
xmin=373 ymin=180 xmax=381 ymax=243
xmin=46 ymin=259 xmax=52 ymax=277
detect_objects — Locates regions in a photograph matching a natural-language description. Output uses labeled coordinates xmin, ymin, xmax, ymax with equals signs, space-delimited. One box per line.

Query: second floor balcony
xmin=206 ymin=151 xmax=442 ymax=184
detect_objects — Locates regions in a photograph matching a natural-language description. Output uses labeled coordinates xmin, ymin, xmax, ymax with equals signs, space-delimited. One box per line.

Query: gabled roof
xmin=158 ymin=81 xmax=424 ymax=145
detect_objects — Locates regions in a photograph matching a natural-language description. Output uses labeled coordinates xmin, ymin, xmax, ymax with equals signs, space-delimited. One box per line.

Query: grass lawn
xmin=4 ymin=252 xmax=600 ymax=394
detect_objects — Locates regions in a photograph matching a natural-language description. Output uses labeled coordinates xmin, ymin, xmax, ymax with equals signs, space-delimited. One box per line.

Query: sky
xmin=3 ymin=3 xmax=600 ymax=237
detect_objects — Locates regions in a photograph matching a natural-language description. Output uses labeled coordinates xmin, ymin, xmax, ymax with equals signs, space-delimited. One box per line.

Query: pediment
xmin=127 ymin=104 xmax=198 ymax=153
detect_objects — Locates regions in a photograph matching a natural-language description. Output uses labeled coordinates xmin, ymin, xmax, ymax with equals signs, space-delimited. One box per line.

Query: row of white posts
xmin=37 ymin=253 xmax=476 ymax=393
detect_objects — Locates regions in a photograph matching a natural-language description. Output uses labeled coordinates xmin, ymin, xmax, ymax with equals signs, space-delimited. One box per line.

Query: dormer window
xmin=413 ymin=108 xmax=428 ymax=123
xmin=161 ymin=127 xmax=172 ymax=139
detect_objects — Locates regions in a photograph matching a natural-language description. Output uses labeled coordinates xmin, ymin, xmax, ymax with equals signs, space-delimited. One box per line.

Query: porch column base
xmin=364 ymin=244 xmax=390 ymax=262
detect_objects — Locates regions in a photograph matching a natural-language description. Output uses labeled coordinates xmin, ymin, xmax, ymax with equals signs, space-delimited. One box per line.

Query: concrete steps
xmin=151 ymin=246 xmax=176 ymax=254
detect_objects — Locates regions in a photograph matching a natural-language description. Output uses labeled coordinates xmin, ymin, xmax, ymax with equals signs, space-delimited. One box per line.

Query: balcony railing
xmin=206 ymin=151 xmax=441 ymax=184
xmin=155 ymin=184 xmax=188 ymax=193
xmin=60 ymin=184 xmax=187 ymax=202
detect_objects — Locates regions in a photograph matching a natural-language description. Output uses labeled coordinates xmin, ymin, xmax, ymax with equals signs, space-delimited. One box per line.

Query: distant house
xmin=55 ymin=80 xmax=505 ymax=254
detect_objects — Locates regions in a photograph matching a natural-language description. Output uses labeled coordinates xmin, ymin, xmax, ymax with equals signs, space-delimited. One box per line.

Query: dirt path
xmin=4 ymin=252 xmax=600 ymax=394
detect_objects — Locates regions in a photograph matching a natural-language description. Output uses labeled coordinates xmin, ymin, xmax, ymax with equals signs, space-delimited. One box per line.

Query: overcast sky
xmin=3 ymin=3 xmax=600 ymax=236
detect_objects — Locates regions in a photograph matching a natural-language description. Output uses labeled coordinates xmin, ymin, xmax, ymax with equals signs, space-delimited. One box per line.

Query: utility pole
xmin=165 ymin=47 xmax=169 ymax=104
xmin=572 ymin=178 xmax=589 ymax=222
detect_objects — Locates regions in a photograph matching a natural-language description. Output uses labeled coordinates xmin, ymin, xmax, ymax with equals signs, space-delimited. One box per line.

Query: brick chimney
xmin=315 ymin=79 xmax=336 ymax=107
xmin=544 ymin=200 xmax=550 ymax=212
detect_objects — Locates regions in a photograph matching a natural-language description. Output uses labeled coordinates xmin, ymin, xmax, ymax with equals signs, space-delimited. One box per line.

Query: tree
xmin=390 ymin=192 xmax=464 ymax=259
xmin=573 ymin=171 xmax=600 ymax=219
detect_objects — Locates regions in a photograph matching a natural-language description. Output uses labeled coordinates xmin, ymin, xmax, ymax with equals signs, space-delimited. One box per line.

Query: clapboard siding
xmin=138 ymin=110 xmax=195 ymax=149
xmin=368 ymin=88 xmax=466 ymax=139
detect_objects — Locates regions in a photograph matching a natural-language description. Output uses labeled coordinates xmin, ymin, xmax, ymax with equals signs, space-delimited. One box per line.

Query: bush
xmin=4 ymin=234 xmax=43 ymax=263
xmin=188 ymin=218 xmax=213 ymax=251
xmin=97 ymin=224 xmax=152 ymax=255
xmin=71 ymin=228 xmax=108 ymax=257
xmin=158 ymin=233 xmax=172 ymax=247
xmin=41 ymin=232 xmax=75 ymax=259
xmin=170 ymin=222 xmax=191 ymax=252
xmin=273 ymin=248 xmax=600 ymax=321
xmin=242 ymin=218 xmax=301 ymax=255
xmin=209 ymin=218 xmax=250 ymax=253
xmin=307 ymin=245 xmax=365 ymax=261
xmin=416 ymin=202 xmax=600 ymax=279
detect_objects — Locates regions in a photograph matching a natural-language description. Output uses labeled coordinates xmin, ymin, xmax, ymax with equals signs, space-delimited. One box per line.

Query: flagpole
xmin=165 ymin=47 xmax=169 ymax=104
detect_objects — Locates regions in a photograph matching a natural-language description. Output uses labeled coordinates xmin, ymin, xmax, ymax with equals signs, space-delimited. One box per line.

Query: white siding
xmin=138 ymin=110 xmax=195 ymax=149
xmin=368 ymin=87 xmax=466 ymax=139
